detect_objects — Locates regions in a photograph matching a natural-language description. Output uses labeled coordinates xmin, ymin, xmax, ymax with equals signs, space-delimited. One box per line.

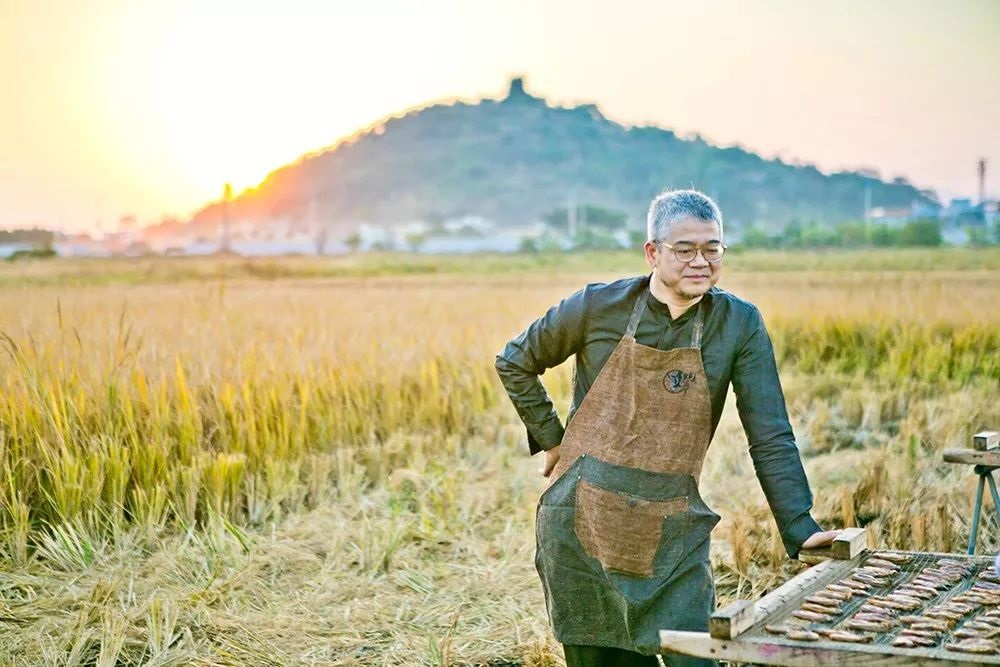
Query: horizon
xmin=3 ymin=0 xmax=999 ymax=233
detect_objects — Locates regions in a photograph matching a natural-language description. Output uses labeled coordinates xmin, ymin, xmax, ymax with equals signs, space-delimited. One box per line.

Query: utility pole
xmin=978 ymin=158 xmax=987 ymax=205
xmin=311 ymin=190 xmax=326 ymax=255
xmin=220 ymin=183 xmax=232 ymax=253
xmin=568 ymin=192 xmax=577 ymax=239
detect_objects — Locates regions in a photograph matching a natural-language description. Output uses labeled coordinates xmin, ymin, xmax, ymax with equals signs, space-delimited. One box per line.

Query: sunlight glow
xmin=2 ymin=0 xmax=998 ymax=231
xmin=155 ymin=9 xmax=324 ymax=195
xmin=151 ymin=2 xmax=463 ymax=200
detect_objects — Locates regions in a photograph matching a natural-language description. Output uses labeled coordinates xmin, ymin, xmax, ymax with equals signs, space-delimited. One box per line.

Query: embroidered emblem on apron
xmin=663 ymin=369 xmax=696 ymax=393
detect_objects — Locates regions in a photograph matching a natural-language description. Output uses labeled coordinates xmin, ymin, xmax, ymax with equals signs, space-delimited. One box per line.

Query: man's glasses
xmin=655 ymin=241 xmax=726 ymax=264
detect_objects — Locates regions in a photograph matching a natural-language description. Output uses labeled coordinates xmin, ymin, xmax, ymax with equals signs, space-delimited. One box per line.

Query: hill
xmin=191 ymin=78 xmax=935 ymax=233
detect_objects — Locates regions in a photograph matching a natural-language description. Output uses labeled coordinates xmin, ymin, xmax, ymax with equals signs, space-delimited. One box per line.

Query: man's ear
xmin=643 ymin=241 xmax=657 ymax=268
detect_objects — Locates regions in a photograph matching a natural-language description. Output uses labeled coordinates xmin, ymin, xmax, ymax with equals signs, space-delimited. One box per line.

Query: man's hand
xmin=800 ymin=529 xmax=841 ymax=550
xmin=540 ymin=445 xmax=561 ymax=477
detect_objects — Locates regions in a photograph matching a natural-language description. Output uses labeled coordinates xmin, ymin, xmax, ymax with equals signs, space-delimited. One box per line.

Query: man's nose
xmin=689 ymin=250 xmax=710 ymax=267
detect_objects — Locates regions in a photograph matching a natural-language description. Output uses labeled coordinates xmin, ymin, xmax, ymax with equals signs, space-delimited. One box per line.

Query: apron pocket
xmin=574 ymin=478 xmax=688 ymax=578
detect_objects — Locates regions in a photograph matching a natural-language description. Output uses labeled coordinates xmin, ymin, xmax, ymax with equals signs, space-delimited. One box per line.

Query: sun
xmin=144 ymin=1 xmax=467 ymax=211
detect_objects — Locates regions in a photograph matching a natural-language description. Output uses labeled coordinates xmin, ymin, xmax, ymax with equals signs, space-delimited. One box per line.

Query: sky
xmin=2 ymin=0 xmax=998 ymax=233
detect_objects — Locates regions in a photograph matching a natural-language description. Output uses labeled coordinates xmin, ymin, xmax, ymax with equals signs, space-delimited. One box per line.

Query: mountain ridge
xmin=190 ymin=78 xmax=935 ymax=234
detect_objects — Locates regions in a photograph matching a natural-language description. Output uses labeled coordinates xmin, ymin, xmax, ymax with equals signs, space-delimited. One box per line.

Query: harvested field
xmin=1 ymin=249 xmax=998 ymax=665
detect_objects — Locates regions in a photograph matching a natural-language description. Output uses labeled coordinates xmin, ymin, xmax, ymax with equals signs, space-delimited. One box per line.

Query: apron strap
xmin=624 ymin=289 xmax=648 ymax=339
xmin=691 ymin=302 xmax=704 ymax=350
xmin=627 ymin=282 xmax=706 ymax=349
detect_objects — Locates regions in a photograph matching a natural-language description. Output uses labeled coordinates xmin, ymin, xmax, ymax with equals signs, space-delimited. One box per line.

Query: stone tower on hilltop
xmin=504 ymin=76 xmax=538 ymax=103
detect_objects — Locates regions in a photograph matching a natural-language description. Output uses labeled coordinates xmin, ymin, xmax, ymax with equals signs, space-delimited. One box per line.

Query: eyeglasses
xmin=655 ymin=241 xmax=726 ymax=264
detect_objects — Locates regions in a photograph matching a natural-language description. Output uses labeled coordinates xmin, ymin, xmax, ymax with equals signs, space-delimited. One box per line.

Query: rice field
xmin=1 ymin=249 xmax=998 ymax=665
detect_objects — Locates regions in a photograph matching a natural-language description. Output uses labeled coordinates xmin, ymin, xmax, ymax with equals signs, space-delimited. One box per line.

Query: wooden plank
xmin=943 ymin=448 xmax=1000 ymax=467
xmin=660 ymin=630 xmax=1000 ymax=666
xmin=975 ymin=431 xmax=1000 ymax=451
xmin=709 ymin=599 xmax=754 ymax=639
xmin=663 ymin=550 xmax=1000 ymax=664
xmin=752 ymin=557 xmax=856 ymax=622
xmin=798 ymin=527 xmax=867 ymax=564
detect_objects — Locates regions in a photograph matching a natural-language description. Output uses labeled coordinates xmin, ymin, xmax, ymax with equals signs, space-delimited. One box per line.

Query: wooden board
xmin=661 ymin=550 xmax=1000 ymax=666
xmin=798 ymin=527 xmax=867 ymax=565
xmin=943 ymin=448 xmax=1000 ymax=467
xmin=661 ymin=631 xmax=997 ymax=666
xmin=709 ymin=600 xmax=755 ymax=640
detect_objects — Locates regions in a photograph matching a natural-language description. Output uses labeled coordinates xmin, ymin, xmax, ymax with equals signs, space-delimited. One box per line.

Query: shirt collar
xmin=642 ymin=273 xmax=714 ymax=323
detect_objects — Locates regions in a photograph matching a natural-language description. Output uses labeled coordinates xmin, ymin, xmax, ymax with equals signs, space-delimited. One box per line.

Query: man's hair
xmin=646 ymin=189 xmax=723 ymax=242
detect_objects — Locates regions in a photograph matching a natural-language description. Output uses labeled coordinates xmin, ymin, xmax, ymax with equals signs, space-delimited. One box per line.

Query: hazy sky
xmin=2 ymin=0 xmax=998 ymax=232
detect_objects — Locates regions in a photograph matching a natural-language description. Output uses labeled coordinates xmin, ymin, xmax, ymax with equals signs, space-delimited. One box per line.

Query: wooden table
xmin=943 ymin=442 xmax=1000 ymax=554
xmin=660 ymin=529 xmax=1000 ymax=665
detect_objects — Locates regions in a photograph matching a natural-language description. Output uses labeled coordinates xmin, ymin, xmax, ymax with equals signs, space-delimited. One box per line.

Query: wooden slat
xmin=798 ymin=527 xmax=867 ymax=564
xmin=709 ymin=599 xmax=754 ymax=639
xmin=943 ymin=448 xmax=1000 ymax=467
xmin=975 ymin=431 xmax=1000 ymax=451
xmin=707 ymin=559 xmax=853 ymax=640
xmin=751 ymin=557 xmax=856 ymax=624
xmin=660 ymin=630 xmax=1000 ymax=666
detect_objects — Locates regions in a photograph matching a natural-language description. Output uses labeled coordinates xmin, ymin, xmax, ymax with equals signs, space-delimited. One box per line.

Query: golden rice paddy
xmin=0 ymin=249 xmax=997 ymax=665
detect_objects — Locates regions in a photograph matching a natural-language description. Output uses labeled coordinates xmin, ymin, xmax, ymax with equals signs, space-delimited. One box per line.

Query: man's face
xmin=644 ymin=217 xmax=723 ymax=300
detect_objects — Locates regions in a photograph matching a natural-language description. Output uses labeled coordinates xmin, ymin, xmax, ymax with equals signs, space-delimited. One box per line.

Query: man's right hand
xmin=540 ymin=445 xmax=561 ymax=477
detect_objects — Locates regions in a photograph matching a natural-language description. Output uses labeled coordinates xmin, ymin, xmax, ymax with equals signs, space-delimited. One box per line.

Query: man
xmin=494 ymin=189 xmax=837 ymax=666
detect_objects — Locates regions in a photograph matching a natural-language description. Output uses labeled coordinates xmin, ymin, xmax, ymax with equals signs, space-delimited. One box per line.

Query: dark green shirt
xmin=494 ymin=273 xmax=823 ymax=558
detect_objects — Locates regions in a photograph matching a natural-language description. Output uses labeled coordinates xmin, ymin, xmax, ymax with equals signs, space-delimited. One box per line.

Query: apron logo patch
xmin=663 ymin=369 xmax=696 ymax=393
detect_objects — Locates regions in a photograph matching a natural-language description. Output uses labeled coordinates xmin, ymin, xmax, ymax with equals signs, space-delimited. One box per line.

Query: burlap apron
xmin=535 ymin=293 xmax=720 ymax=661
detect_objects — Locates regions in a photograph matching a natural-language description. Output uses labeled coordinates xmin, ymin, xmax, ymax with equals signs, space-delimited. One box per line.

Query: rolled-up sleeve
xmin=732 ymin=306 xmax=823 ymax=559
xmin=494 ymin=287 xmax=589 ymax=455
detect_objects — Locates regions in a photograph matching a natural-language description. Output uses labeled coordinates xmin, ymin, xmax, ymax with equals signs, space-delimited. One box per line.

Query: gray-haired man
xmin=495 ymin=189 xmax=837 ymax=666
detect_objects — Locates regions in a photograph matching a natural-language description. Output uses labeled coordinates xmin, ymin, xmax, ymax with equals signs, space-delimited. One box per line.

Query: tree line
xmin=741 ymin=218 xmax=998 ymax=249
xmin=533 ymin=205 xmax=1000 ymax=251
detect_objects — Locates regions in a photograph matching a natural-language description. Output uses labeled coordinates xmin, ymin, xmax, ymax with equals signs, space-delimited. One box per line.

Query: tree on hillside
xmin=741 ymin=226 xmax=773 ymax=248
xmin=899 ymin=219 xmax=942 ymax=247
xmin=405 ymin=232 xmax=427 ymax=253
xmin=833 ymin=221 xmax=867 ymax=247
xmin=0 ymin=229 xmax=54 ymax=247
xmin=800 ymin=223 xmax=838 ymax=248
xmin=966 ymin=225 xmax=993 ymax=246
xmin=868 ymin=224 xmax=900 ymax=247
xmin=781 ymin=220 xmax=803 ymax=247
